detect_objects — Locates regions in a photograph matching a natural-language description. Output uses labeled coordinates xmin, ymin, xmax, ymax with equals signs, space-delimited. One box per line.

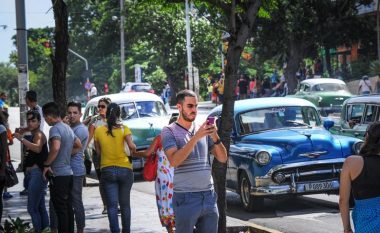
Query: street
xmin=7 ymin=107 xmax=350 ymax=233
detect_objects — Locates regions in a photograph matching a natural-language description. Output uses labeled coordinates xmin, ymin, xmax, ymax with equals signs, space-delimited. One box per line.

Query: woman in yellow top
xmin=94 ymin=103 xmax=136 ymax=233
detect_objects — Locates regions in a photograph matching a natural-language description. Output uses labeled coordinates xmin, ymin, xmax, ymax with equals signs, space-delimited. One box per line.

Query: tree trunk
xmin=325 ymin=46 xmax=332 ymax=76
xmin=285 ymin=40 xmax=304 ymax=94
xmin=51 ymin=0 xmax=69 ymax=116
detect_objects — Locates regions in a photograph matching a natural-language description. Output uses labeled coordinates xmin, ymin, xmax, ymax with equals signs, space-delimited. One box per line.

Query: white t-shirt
xmin=90 ymin=86 xmax=98 ymax=96
xmin=359 ymin=80 xmax=371 ymax=93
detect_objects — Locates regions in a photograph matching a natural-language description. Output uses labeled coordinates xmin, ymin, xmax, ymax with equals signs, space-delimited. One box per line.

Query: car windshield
xmin=119 ymin=101 xmax=168 ymax=120
xmin=312 ymin=83 xmax=347 ymax=92
xmin=239 ymin=106 xmax=321 ymax=134
xmin=132 ymin=84 xmax=152 ymax=92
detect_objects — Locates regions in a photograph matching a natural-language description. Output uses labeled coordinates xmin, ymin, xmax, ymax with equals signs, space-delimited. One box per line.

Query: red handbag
xmin=143 ymin=137 xmax=160 ymax=181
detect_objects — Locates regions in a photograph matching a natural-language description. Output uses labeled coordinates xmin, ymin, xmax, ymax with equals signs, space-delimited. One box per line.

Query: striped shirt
xmin=161 ymin=122 xmax=214 ymax=193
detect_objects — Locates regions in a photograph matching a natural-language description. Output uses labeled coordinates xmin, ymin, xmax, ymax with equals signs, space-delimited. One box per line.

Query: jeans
xmin=50 ymin=175 xmax=74 ymax=233
xmin=173 ymin=190 xmax=219 ymax=233
xmin=101 ymin=166 xmax=133 ymax=233
xmin=26 ymin=168 xmax=49 ymax=232
xmin=71 ymin=175 xmax=85 ymax=230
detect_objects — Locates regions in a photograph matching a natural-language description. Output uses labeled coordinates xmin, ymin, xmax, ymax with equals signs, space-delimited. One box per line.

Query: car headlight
xmin=255 ymin=151 xmax=272 ymax=165
xmin=352 ymin=141 xmax=364 ymax=154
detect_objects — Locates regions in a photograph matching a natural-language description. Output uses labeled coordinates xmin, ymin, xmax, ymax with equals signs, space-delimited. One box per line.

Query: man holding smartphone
xmin=161 ymin=89 xmax=227 ymax=233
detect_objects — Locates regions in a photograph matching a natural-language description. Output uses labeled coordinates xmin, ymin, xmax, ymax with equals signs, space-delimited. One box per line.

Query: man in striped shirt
xmin=161 ymin=89 xmax=227 ymax=233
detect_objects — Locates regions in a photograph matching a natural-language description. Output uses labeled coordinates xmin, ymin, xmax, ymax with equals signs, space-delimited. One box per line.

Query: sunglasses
xmin=98 ymin=105 xmax=107 ymax=109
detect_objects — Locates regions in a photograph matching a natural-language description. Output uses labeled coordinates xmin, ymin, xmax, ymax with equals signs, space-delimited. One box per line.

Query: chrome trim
xmin=251 ymin=180 xmax=340 ymax=196
xmin=299 ymin=151 xmax=328 ymax=158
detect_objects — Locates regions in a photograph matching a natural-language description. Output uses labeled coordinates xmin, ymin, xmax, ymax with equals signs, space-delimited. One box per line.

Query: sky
xmin=0 ymin=0 xmax=54 ymax=63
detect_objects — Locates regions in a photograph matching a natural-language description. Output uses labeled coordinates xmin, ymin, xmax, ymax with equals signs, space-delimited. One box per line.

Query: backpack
xmin=142 ymin=136 xmax=160 ymax=181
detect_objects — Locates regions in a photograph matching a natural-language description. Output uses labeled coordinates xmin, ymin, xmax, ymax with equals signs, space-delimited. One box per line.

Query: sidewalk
xmin=3 ymin=167 xmax=280 ymax=233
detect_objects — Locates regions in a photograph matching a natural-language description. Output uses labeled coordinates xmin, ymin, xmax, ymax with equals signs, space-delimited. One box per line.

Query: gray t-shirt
xmin=49 ymin=121 xmax=74 ymax=176
xmin=71 ymin=123 xmax=88 ymax=176
xmin=161 ymin=122 xmax=214 ymax=193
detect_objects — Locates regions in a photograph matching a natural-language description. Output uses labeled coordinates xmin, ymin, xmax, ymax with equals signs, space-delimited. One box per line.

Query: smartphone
xmin=207 ymin=116 xmax=216 ymax=125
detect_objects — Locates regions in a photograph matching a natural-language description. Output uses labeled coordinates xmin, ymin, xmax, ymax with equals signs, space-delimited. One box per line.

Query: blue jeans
xmin=26 ymin=168 xmax=49 ymax=232
xmin=173 ymin=190 xmax=219 ymax=233
xmin=101 ymin=166 xmax=133 ymax=233
xmin=71 ymin=175 xmax=85 ymax=230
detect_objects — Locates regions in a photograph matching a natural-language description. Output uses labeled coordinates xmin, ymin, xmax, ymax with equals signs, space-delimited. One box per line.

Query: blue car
xmin=208 ymin=97 xmax=362 ymax=211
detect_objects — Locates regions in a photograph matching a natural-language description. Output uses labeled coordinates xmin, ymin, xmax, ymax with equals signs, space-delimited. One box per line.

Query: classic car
xmin=120 ymin=82 xmax=154 ymax=94
xmin=208 ymin=97 xmax=362 ymax=211
xmin=291 ymin=78 xmax=352 ymax=116
xmin=84 ymin=92 xmax=170 ymax=170
xmin=329 ymin=94 xmax=380 ymax=139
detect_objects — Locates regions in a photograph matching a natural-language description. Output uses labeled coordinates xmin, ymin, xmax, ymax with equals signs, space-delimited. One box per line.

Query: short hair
xmin=67 ymin=101 xmax=82 ymax=112
xmin=26 ymin=110 xmax=41 ymax=122
xmin=176 ymin=89 xmax=196 ymax=104
xmin=42 ymin=102 xmax=60 ymax=118
xmin=26 ymin=90 xmax=37 ymax=102
xmin=0 ymin=92 xmax=6 ymax=97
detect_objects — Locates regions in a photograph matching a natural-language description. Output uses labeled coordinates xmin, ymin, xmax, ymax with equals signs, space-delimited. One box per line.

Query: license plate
xmin=304 ymin=181 xmax=334 ymax=191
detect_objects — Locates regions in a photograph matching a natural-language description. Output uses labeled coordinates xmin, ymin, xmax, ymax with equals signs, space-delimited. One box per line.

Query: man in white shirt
xmin=90 ymin=83 xmax=98 ymax=99
xmin=358 ymin=75 xmax=372 ymax=95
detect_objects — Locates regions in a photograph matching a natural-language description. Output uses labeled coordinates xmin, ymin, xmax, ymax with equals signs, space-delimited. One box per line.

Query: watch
xmin=213 ymin=139 xmax=221 ymax=145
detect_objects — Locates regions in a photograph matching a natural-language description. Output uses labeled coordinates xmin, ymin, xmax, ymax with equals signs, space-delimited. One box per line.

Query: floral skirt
xmin=155 ymin=150 xmax=175 ymax=228
xmin=352 ymin=196 xmax=380 ymax=233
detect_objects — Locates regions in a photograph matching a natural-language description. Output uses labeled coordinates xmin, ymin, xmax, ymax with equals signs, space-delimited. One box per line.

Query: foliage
xmin=370 ymin=60 xmax=380 ymax=76
xmin=349 ymin=59 xmax=371 ymax=81
xmin=0 ymin=216 xmax=50 ymax=233
xmin=0 ymin=63 xmax=18 ymax=106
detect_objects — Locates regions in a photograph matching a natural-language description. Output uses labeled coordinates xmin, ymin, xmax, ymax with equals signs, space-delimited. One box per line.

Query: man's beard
xmin=181 ymin=110 xmax=196 ymax=122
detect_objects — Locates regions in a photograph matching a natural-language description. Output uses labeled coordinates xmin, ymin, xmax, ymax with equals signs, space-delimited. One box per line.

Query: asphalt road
xmin=7 ymin=107 xmax=350 ymax=233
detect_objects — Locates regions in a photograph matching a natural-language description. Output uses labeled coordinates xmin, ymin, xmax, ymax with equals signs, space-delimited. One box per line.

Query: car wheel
xmin=239 ymin=171 xmax=264 ymax=212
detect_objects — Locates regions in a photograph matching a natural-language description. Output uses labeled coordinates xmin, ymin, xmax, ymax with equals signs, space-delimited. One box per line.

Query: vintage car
xmin=329 ymin=94 xmax=380 ymax=139
xmin=84 ymin=92 xmax=170 ymax=170
xmin=291 ymin=78 xmax=352 ymax=116
xmin=208 ymin=97 xmax=362 ymax=211
xmin=120 ymin=82 xmax=154 ymax=94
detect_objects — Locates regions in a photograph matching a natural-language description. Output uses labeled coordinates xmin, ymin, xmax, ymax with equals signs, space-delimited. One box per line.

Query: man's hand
xmin=194 ymin=122 xmax=216 ymax=141
xmin=43 ymin=167 xmax=53 ymax=181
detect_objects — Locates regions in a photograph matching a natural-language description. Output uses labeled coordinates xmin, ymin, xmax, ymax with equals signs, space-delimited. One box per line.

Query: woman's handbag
xmin=143 ymin=150 xmax=159 ymax=181
xmin=5 ymin=162 xmax=19 ymax=188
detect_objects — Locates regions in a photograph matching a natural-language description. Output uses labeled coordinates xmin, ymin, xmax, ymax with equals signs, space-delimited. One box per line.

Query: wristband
xmin=43 ymin=164 xmax=51 ymax=168
xmin=213 ymin=139 xmax=221 ymax=145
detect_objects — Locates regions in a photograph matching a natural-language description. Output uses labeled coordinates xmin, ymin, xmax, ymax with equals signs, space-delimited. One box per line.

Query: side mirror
xmin=323 ymin=119 xmax=334 ymax=130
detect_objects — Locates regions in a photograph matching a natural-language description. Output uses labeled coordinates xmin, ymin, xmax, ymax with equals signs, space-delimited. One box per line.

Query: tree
xmin=0 ymin=63 xmax=18 ymax=106
xmin=51 ymin=0 xmax=69 ymax=114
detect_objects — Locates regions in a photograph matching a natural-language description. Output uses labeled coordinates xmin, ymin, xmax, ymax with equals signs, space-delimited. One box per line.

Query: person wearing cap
xmin=358 ymin=75 xmax=372 ymax=95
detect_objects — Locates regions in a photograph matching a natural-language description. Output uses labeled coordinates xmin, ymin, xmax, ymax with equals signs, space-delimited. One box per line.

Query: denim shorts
xmin=173 ymin=190 xmax=219 ymax=233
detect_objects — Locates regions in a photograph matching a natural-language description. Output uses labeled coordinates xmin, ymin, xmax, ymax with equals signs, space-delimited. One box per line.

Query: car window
xmin=315 ymin=83 xmax=347 ymax=92
xmin=346 ymin=104 xmax=365 ymax=127
xmin=120 ymin=103 xmax=138 ymax=120
xmin=238 ymin=106 xmax=319 ymax=134
xmin=304 ymin=84 xmax=310 ymax=92
xmin=135 ymin=101 xmax=167 ymax=117
xmin=132 ymin=84 xmax=152 ymax=92
xmin=364 ymin=105 xmax=379 ymax=123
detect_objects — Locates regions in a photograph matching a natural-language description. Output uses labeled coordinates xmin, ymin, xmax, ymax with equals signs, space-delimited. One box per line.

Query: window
xmin=304 ymin=85 xmax=310 ymax=92
xmin=346 ymin=104 xmax=365 ymax=126
xmin=364 ymin=105 xmax=379 ymax=123
xmin=120 ymin=103 xmax=138 ymax=120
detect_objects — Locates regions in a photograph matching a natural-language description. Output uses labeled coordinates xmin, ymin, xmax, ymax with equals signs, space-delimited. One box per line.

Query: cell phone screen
xmin=207 ymin=116 xmax=215 ymax=125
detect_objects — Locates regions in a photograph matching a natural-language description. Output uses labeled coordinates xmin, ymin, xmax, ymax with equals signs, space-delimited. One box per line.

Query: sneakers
xmin=3 ymin=192 xmax=13 ymax=199
xmin=20 ymin=189 xmax=28 ymax=196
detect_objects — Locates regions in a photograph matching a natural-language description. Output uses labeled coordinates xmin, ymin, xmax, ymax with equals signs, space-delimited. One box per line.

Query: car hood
xmin=241 ymin=127 xmax=344 ymax=163
xmin=123 ymin=116 xmax=170 ymax=148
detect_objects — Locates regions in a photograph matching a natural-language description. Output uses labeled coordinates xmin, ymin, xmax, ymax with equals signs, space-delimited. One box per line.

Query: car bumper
xmin=251 ymin=179 xmax=340 ymax=196
xmin=318 ymin=105 xmax=342 ymax=113
xmin=252 ymin=158 xmax=344 ymax=196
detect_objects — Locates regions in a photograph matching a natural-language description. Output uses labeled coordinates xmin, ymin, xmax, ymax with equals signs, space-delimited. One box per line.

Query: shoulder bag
xmin=5 ymin=162 xmax=19 ymax=188
xmin=143 ymin=136 xmax=160 ymax=181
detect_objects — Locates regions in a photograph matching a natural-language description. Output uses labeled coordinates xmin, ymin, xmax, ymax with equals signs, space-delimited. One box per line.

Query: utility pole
xmin=120 ymin=0 xmax=126 ymax=88
xmin=377 ymin=0 xmax=380 ymax=59
xmin=15 ymin=0 xmax=29 ymax=127
xmin=185 ymin=0 xmax=193 ymax=92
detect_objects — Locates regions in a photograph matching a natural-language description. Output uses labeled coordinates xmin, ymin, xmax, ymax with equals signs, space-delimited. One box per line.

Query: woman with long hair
xmin=340 ymin=122 xmax=380 ymax=233
xmin=13 ymin=110 xmax=49 ymax=232
xmin=86 ymin=97 xmax=111 ymax=214
xmin=94 ymin=103 xmax=136 ymax=233
xmin=0 ymin=111 xmax=8 ymax=226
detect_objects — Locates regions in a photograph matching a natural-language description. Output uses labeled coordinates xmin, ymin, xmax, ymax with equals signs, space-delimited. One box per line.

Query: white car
xmin=120 ymin=82 xmax=154 ymax=94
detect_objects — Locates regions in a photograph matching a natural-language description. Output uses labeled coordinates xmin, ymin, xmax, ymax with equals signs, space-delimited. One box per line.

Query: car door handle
xmin=354 ymin=132 xmax=360 ymax=136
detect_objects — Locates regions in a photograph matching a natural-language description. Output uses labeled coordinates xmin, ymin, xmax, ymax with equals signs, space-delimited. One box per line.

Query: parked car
xmin=84 ymin=92 xmax=170 ymax=170
xmin=329 ymin=94 xmax=380 ymax=139
xmin=208 ymin=97 xmax=362 ymax=211
xmin=120 ymin=82 xmax=154 ymax=94
xmin=291 ymin=78 xmax=352 ymax=117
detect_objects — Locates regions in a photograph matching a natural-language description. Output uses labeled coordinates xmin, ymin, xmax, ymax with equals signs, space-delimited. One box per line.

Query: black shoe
xmin=20 ymin=189 xmax=28 ymax=196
